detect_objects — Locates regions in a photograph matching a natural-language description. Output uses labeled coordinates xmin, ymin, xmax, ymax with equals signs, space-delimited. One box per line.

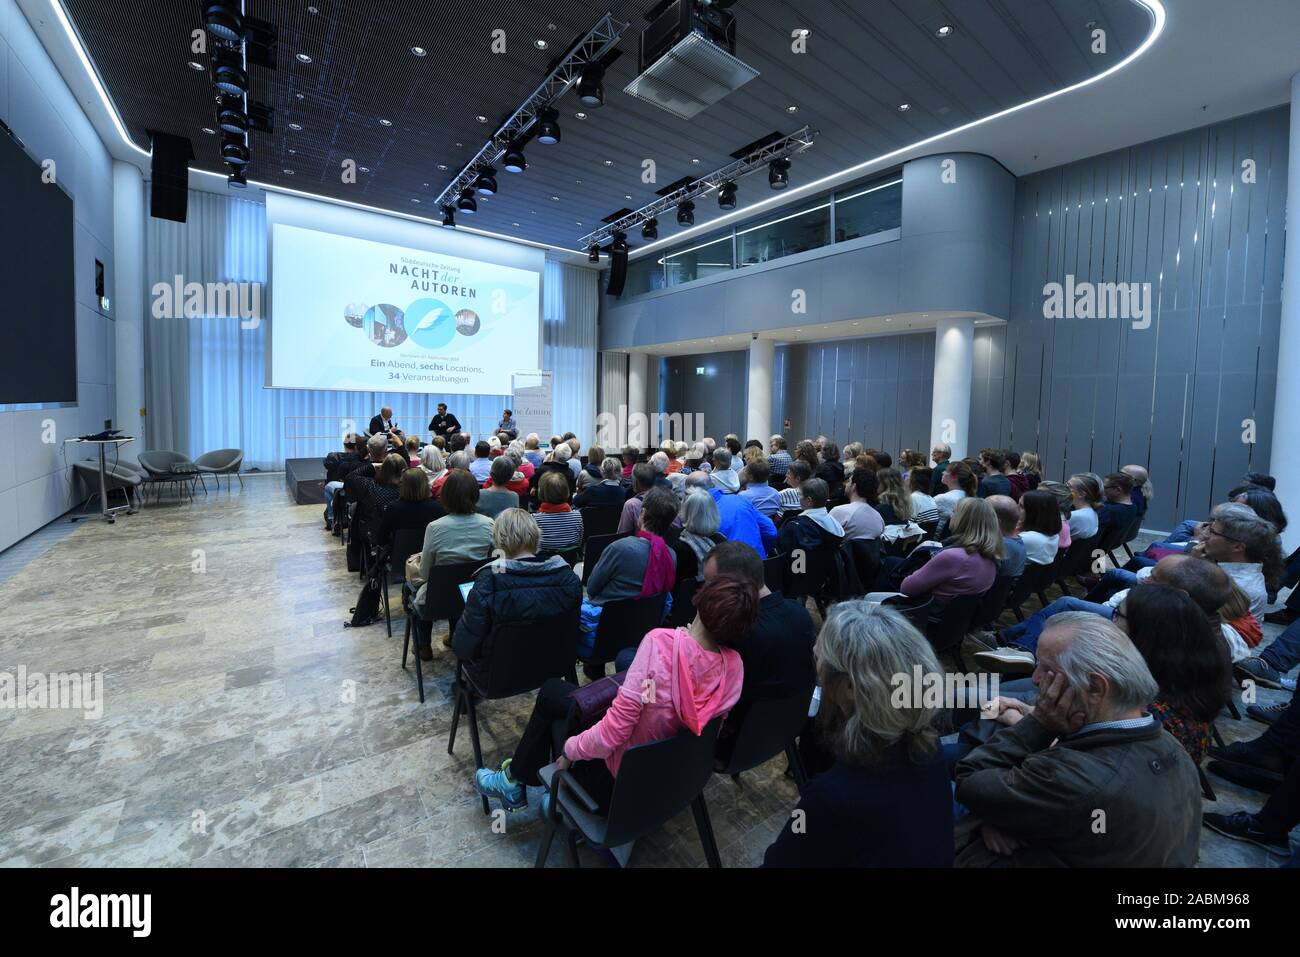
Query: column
xmin=930 ymin=316 xmax=974 ymax=461
xmin=646 ymin=354 xmax=663 ymax=445
xmin=746 ymin=337 xmax=775 ymax=443
xmin=626 ymin=351 xmax=649 ymax=449
xmin=1269 ymin=71 xmax=1300 ymax=555
xmin=113 ymin=161 xmax=146 ymax=445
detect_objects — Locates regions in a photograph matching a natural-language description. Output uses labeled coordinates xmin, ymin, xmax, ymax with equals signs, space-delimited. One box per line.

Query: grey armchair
xmin=195 ymin=448 xmax=244 ymax=489
xmin=137 ymin=450 xmax=201 ymax=502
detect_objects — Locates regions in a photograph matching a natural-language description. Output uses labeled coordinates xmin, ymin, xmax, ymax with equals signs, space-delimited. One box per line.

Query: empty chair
xmin=72 ymin=460 xmax=143 ymax=513
xmin=923 ymin=593 xmax=983 ymax=652
xmin=974 ymin=574 xmax=1019 ymax=629
xmin=578 ymin=504 xmax=622 ymax=540
xmin=1054 ymin=533 xmax=1100 ymax=594
xmin=1120 ymin=511 xmax=1145 ymax=560
xmin=194 ymin=448 xmax=244 ymax=489
xmin=137 ymin=450 xmax=201 ymax=502
xmin=535 ymin=716 xmax=724 ymax=868
xmin=849 ymin=538 xmax=882 ymax=592
xmin=584 ymin=593 xmax=668 ymax=680
xmin=1006 ymin=561 xmax=1058 ymax=620
xmin=401 ymin=559 xmax=483 ymax=702
xmin=382 ymin=527 xmax=425 ymax=637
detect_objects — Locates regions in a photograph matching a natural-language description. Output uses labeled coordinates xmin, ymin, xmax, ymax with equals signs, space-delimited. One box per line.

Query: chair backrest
xmin=1058 ymin=534 xmax=1099 ymax=579
xmin=581 ymin=531 xmax=630 ymax=586
xmin=1096 ymin=519 xmax=1129 ymax=554
xmin=924 ymin=593 xmax=983 ymax=651
xmin=665 ymin=576 xmax=699 ymax=628
xmin=1009 ymin=561 xmax=1056 ymax=607
xmin=389 ymin=527 xmax=425 ymax=583
xmin=138 ymin=450 xmax=188 ymax=475
xmin=538 ymin=545 xmax=583 ymax=568
xmin=881 ymin=594 xmax=933 ymax=631
xmin=1122 ymin=511 xmax=1144 ymax=545
xmin=849 ymin=538 xmax=882 ymax=593
xmin=590 ymin=593 xmax=668 ymax=662
xmin=195 ymin=448 xmax=242 ymax=470
xmin=423 ymin=559 xmax=487 ymax=623
xmin=716 ymin=690 xmax=813 ymax=776
xmin=472 ymin=606 xmax=581 ymax=699
xmin=762 ymin=554 xmax=786 ymax=594
xmin=976 ymin=574 xmax=1018 ymax=627
xmin=579 ymin=505 xmax=623 ymax=540
xmin=603 ymin=716 xmax=723 ymax=848
xmin=780 ymin=541 xmax=835 ymax=600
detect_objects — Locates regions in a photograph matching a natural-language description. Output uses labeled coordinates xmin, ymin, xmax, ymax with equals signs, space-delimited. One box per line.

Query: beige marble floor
xmin=0 ymin=474 xmax=1289 ymax=867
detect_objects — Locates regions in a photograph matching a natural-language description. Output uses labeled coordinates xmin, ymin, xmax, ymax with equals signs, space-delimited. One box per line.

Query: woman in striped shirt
xmin=534 ymin=470 xmax=584 ymax=552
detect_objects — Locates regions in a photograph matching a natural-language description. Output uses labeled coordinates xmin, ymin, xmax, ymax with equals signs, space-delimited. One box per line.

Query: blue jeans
xmin=324 ymin=480 xmax=344 ymax=522
xmin=1001 ymin=597 xmax=1113 ymax=653
xmin=1084 ymin=567 xmax=1140 ymax=604
xmin=1262 ymin=619 xmax=1300 ymax=673
xmin=1160 ymin=519 xmax=1200 ymax=546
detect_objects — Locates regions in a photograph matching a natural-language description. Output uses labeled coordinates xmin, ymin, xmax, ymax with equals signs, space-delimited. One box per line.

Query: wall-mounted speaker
xmin=606 ymin=241 xmax=629 ymax=297
xmin=148 ymin=131 xmax=194 ymax=223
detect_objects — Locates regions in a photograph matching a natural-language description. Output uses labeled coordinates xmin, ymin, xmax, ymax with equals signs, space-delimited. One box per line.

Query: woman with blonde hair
xmin=874 ymin=467 xmax=913 ymax=526
xmin=897 ymin=497 xmax=1001 ymax=602
xmin=1067 ymin=473 xmax=1102 ymax=539
xmin=764 ymin=602 xmax=953 ymax=867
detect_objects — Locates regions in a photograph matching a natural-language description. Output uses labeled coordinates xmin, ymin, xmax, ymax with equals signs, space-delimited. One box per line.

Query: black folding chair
xmin=536 ymin=716 xmax=725 ymax=868
xmin=881 ymin=595 xmax=934 ymax=631
xmin=1054 ymin=534 xmax=1099 ymax=595
xmin=715 ymin=690 xmax=813 ymax=796
xmin=974 ymin=574 xmax=1018 ymax=629
xmin=1097 ymin=520 xmax=1132 ymax=569
xmin=579 ymin=504 xmax=623 ymax=540
xmin=1007 ymin=561 xmax=1057 ymax=621
xmin=401 ymin=559 xmax=484 ymax=702
xmin=383 ymin=527 xmax=425 ymax=637
xmin=923 ymin=593 xmax=983 ymax=653
xmin=581 ymin=531 xmax=630 ymax=586
xmin=849 ymin=538 xmax=882 ymax=593
xmin=1120 ymin=512 xmax=1145 ymax=560
xmin=585 ymin=593 xmax=668 ymax=680
xmin=665 ymin=577 xmax=699 ymax=628
xmin=449 ymin=606 xmax=580 ymax=813
xmin=762 ymin=554 xmax=786 ymax=594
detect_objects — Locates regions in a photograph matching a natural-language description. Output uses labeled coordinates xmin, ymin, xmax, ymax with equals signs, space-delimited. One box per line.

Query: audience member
xmin=929 ymin=442 xmax=952 ymax=494
xmin=778 ymin=460 xmax=814 ymax=514
xmin=618 ymin=463 xmax=657 ymax=534
xmin=874 ymin=468 xmax=913 ymax=527
xmin=768 ymin=435 xmax=792 ymax=478
xmin=987 ymin=494 xmax=1027 ymax=578
xmin=908 ymin=468 xmax=939 ymax=526
xmin=831 ymin=468 xmax=885 ymax=541
xmin=934 ymin=460 xmax=976 ymax=522
xmin=977 ymin=449 xmax=1013 ymax=498
xmin=376 ymin=467 xmax=444 ymax=550
xmin=1018 ymin=489 xmax=1062 ymax=566
xmin=573 ymin=457 xmax=626 ymax=509
xmin=739 ymin=458 xmax=781 ymax=517
xmin=477 ymin=456 xmax=521 ymax=519
xmin=675 ymin=489 xmax=726 ymax=581
xmin=534 ymin=471 xmax=583 ymax=553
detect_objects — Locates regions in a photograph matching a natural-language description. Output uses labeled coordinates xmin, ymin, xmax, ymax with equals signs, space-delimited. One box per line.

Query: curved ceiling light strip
xmin=46 ymin=0 xmax=1167 ymax=259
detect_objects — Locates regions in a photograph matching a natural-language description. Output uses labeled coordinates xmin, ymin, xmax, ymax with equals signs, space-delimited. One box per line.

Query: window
xmin=736 ymin=200 xmax=831 ymax=267
xmin=663 ymin=232 xmax=732 ymax=286
xmin=833 ymin=177 xmax=902 ymax=242
xmin=624 ymin=255 xmax=664 ymax=296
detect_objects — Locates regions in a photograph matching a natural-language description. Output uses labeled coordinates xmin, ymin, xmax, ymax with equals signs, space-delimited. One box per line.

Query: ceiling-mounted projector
xmin=623 ymin=0 xmax=759 ymax=120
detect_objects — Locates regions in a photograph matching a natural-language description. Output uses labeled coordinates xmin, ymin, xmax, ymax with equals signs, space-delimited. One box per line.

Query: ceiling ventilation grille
xmin=623 ymin=31 xmax=758 ymax=120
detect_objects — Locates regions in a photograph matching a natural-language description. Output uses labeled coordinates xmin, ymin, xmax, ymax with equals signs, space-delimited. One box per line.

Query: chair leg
xmin=401 ymin=614 xmax=412 ymax=667
xmin=412 ymin=628 xmax=426 ymax=704
xmin=466 ymin=694 xmax=490 ymax=815
xmin=1211 ymin=722 xmax=1227 ymax=749
xmin=1226 ymin=699 xmax=1242 ymax=721
xmin=691 ymin=794 xmax=723 ymax=868
xmin=237 ymin=473 xmax=244 ymax=488
xmin=534 ymin=815 xmax=558 ymax=868
xmin=785 ymin=743 xmax=808 ymax=797
xmin=1199 ymin=765 xmax=1218 ymax=801
xmin=567 ymin=829 xmax=582 ymax=868
xmin=382 ymin=576 xmax=392 ymax=637
xmin=447 ymin=676 xmax=463 ymax=755
xmin=198 ymin=473 xmax=208 ymax=493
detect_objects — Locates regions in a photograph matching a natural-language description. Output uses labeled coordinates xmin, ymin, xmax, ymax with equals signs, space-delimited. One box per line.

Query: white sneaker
xmin=974 ymin=647 xmax=1036 ymax=675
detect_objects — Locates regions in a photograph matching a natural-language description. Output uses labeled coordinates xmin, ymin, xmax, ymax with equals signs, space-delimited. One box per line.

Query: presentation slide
xmin=269 ymin=223 xmax=540 ymax=395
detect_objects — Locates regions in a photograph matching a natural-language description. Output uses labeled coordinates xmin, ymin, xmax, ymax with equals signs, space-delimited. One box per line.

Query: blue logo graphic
xmin=405 ymin=298 xmax=457 ymax=349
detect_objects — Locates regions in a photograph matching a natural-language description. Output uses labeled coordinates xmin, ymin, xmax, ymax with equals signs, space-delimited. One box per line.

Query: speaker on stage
xmin=149 ymin=131 xmax=194 ymax=223
xmin=606 ymin=232 xmax=629 ymax=297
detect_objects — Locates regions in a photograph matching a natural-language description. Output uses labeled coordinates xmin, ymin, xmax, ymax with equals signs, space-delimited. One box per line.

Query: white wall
xmin=0 ymin=0 xmax=117 ymax=550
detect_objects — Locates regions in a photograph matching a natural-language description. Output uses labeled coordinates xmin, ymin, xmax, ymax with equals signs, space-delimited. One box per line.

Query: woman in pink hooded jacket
xmin=475 ymin=573 xmax=756 ymax=813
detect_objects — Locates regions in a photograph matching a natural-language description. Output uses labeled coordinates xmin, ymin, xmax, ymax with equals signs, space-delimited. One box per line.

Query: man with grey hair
xmin=930 ymin=441 xmax=953 ymax=495
xmin=955 ymin=612 xmax=1200 ymax=867
xmin=768 ymin=434 xmax=792 ymax=479
xmin=709 ymin=448 xmax=740 ymax=494
xmin=523 ymin=433 xmax=544 ymax=469
xmin=574 ymin=456 xmax=626 ymax=508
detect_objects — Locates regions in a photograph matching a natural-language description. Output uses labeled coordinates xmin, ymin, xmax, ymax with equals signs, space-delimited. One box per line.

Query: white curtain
xmin=145 ymin=191 xmax=599 ymax=469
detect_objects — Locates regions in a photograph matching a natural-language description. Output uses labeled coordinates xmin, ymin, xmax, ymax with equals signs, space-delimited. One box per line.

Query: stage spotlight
xmin=221 ymin=134 xmax=250 ymax=166
xmin=217 ymin=98 xmax=249 ymax=133
xmin=441 ymin=206 xmax=456 ymax=228
xmin=576 ymin=63 xmax=604 ymax=107
xmin=641 ymin=217 xmax=658 ymax=240
xmin=768 ymin=158 xmax=791 ymax=190
xmin=474 ymin=169 xmax=498 ymax=196
xmin=457 ymin=189 xmax=478 ymax=214
xmin=204 ymin=2 xmax=244 ymax=44
xmin=718 ymin=181 xmax=737 ymax=210
xmin=227 ymin=167 xmax=248 ymax=188
xmin=676 ymin=200 xmax=695 ymax=226
xmin=503 ymin=143 xmax=527 ymax=173
xmin=588 ymin=244 xmax=600 ymax=263
xmin=212 ymin=47 xmax=248 ymax=95
xmin=535 ymin=108 xmax=561 ymax=145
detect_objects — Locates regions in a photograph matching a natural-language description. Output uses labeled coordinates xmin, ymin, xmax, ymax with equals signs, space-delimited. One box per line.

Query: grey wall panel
xmin=975 ymin=105 xmax=1289 ymax=530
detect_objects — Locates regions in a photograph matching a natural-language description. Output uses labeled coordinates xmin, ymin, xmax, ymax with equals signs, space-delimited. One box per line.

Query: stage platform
xmin=285 ymin=457 xmax=326 ymax=505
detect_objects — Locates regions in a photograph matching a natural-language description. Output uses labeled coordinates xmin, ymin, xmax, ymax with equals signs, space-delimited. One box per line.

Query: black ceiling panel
xmin=60 ymin=0 xmax=1154 ymax=250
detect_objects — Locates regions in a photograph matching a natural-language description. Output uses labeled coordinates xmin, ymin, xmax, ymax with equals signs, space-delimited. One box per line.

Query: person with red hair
xmin=474 ymin=572 xmax=756 ymax=815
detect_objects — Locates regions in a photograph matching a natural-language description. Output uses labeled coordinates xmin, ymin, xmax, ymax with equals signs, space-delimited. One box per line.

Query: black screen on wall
xmin=0 ymin=129 xmax=77 ymax=404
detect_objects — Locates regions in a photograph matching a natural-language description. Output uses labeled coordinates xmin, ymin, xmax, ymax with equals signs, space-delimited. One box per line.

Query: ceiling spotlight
xmin=641 ymin=218 xmax=658 ymax=240
xmin=475 ymin=115 xmax=488 ymax=124
xmin=474 ymin=169 xmax=498 ymax=196
xmin=576 ymin=63 xmax=604 ymax=107
xmin=503 ymin=143 xmax=527 ymax=173
xmin=411 ymin=46 xmax=427 ymax=57
xmin=288 ymin=122 xmax=303 ymax=131
xmin=188 ymin=61 xmax=205 ymax=72
xmin=359 ymin=166 xmax=369 ymax=173
xmin=217 ymin=97 xmax=249 ymax=133
xmin=535 ymin=108 xmax=561 ymax=145
xmin=677 ymin=200 xmax=695 ymax=226
xmin=935 ymin=24 xmax=955 ymax=37
xmin=227 ymin=167 xmax=248 ymax=188
xmin=295 ymin=53 xmax=313 ymax=64
xmin=437 ymin=164 xmax=447 ymax=171
xmin=379 ymin=118 xmax=392 ymax=127
xmin=201 ymin=126 xmax=216 ymax=135
xmin=718 ymin=181 xmax=737 ymax=210
xmin=213 ymin=60 xmax=248 ymax=96
xmin=535 ymin=39 xmax=549 ymax=50
xmin=457 ymin=189 xmax=478 ymax=214
xmin=282 ymin=169 xmax=295 ymax=175
xmin=898 ymin=102 xmax=911 ymax=112
xmin=587 ymin=244 xmax=600 ymax=263
xmin=441 ymin=206 xmax=456 ymax=228
xmin=575 ymin=111 xmax=587 ymax=120
xmin=786 ymin=105 xmax=798 ymax=113
xmin=221 ymin=133 xmax=250 ymax=166
xmin=768 ymin=157 xmax=791 ymax=190
xmin=203 ymin=2 xmax=244 ymax=44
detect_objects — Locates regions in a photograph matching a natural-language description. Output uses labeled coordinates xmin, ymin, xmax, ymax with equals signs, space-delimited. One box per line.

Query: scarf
xmin=637 ymin=530 xmax=675 ymax=598
xmin=1229 ymin=613 xmax=1263 ymax=648
xmin=680 ymin=530 xmax=716 ymax=580
xmin=538 ymin=502 xmax=572 ymax=513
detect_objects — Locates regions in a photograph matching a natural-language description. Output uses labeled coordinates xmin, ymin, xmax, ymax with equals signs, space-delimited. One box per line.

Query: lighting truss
xmin=578 ymin=126 xmax=818 ymax=248
xmin=433 ymin=13 xmax=629 ymax=210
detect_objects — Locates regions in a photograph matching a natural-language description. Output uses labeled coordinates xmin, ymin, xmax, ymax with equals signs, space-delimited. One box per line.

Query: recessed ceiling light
xmin=795 ymin=28 xmax=810 ymax=37
xmin=475 ymin=115 xmax=488 ymax=124
xmin=411 ymin=46 xmax=427 ymax=57
xmin=295 ymin=53 xmax=312 ymax=64
xmin=935 ymin=24 xmax=954 ymax=37
xmin=411 ymin=198 xmax=421 ymax=203
xmin=188 ymin=61 xmax=205 ymax=71
xmin=437 ymin=164 xmax=448 ymax=171
xmin=201 ymin=126 xmax=216 ymax=134
xmin=534 ymin=39 xmax=549 ymax=50
xmin=288 ymin=122 xmax=303 ymax=131
xmin=295 ymin=92 xmax=305 ymax=101
xmin=283 ymin=169 xmax=295 ymax=175
xmin=575 ymin=112 xmax=587 ymax=120
xmin=786 ymin=105 xmax=798 ymax=113
xmin=603 ymin=159 xmax=613 ymax=166
xmin=550 ymin=196 xmax=560 ymax=201
xmin=379 ymin=118 xmax=393 ymax=127
xmin=690 ymin=158 xmax=700 ymax=165
xmin=898 ymin=103 xmax=911 ymax=111
xmin=359 ymin=166 xmax=369 ymax=173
